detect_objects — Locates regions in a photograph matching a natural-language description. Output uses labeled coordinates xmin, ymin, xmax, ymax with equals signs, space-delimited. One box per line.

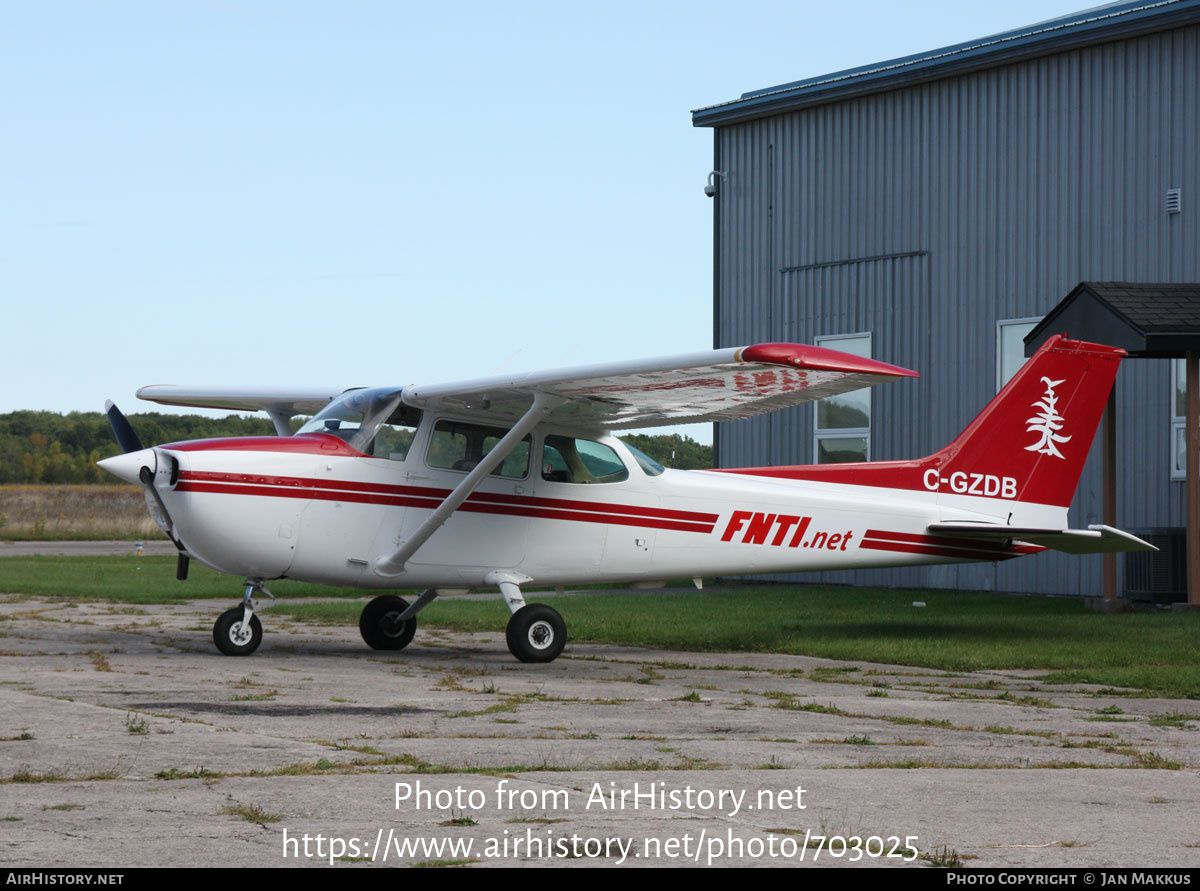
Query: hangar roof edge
xmin=692 ymin=0 xmax=1200 ymax=128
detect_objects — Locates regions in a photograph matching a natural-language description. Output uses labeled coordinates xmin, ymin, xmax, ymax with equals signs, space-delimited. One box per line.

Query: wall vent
xmin=1166 ymin=188 xmax=1182 ymax=214
xmin=1124 ymin=528 xmax=1185 ymax=603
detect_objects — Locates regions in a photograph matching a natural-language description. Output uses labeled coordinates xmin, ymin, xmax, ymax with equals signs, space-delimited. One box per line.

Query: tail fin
xmin=716 ymin=334 xmax=1124 ymax=516
xmin=927 ymin=335 xmax=1124 ymax=509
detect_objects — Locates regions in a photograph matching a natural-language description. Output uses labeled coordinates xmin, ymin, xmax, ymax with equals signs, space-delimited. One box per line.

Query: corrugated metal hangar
xmin=692 ymin=0 xmax=1200 ymax=596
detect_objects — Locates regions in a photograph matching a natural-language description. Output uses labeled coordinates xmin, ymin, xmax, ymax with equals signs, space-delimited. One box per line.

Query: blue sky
xmin=1 ymin=0 xmax=1090 ymax=442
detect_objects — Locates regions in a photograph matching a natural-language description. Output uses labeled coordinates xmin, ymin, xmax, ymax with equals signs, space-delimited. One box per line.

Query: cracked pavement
xmin=1 ymin=594 xmax=1198 ymax=868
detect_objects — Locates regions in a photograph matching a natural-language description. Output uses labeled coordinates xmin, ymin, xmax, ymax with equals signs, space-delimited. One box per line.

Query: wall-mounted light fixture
xmin=704 ymin=170 xmax=727 ymax=198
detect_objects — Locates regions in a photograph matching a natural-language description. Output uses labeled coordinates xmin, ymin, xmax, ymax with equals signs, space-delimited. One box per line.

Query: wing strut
xmin=266 ymin=411 xmax=293 ymax=437
xmin=373 ymin=392 xmax=565 ymax=578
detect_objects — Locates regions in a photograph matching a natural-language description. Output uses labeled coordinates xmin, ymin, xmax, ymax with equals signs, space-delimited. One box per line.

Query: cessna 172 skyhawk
xmin=98 ymin=334 xmax=1152 ymax=663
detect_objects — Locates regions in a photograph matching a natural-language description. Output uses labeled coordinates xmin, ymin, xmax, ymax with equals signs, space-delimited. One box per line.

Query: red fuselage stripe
xmin=164 ymin=434 xmax=368 ymax=458
xmin=861 ymin=529 xmax=1039 ymax=560
xmin=864 ymin=528 xmax=1009 ymax=552
xmin=177 ymin=470 xmax=718 ymax=524
xmin=860 ymin=540 xmax=1023 ymax=561
xmin=864 ymin=528 xmax=1043 ymax=555
xmin=174 ymin=480 xmax=716 ymax=534
xmin=170 ymin=473 xmax=1036 ymax=552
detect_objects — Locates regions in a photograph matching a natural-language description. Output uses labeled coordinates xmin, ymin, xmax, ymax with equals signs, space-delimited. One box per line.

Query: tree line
xmin=0 ymin=411 xmax=275 ymax=484
xmin=0 ymin=410 xmax=713 ymax=484
xmin=619 ymin=433 xmax=713 ymax=470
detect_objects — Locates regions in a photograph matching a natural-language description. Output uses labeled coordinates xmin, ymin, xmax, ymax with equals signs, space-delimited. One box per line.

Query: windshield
xmin=296 ymin=388 xmax=406 ymax=454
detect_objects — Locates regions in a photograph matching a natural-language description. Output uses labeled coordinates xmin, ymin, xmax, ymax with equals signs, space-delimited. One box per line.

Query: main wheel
xmin=359 ymin=595 xmax=417 ymax=650
xmin=213 ymin=607 xmax=263 ymax=656
xmin=505 ymin=604 xmax=566 ymax=663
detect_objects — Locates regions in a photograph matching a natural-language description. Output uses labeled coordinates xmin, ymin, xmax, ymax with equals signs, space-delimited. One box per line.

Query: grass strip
xmin=2 ymin=556 xmax=1197 ymax=698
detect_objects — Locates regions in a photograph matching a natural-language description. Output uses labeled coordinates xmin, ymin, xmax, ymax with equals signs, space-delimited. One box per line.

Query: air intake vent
xmin=1166 ymin=188 xmax=1182 ymax=214
xmin=1124 ymin=528 xmax=1185 ymax=603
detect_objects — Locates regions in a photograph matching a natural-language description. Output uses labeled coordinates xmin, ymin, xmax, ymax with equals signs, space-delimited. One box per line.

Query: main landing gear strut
xmin=494 ymin=573 xmax=567 ymax=664
xmin=208 ymin=576 xmax=567 ymax=663
xmin=356 ymin=572 xmax=567 ymax=663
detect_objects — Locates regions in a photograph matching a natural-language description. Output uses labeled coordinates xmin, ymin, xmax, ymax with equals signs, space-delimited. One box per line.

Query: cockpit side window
xmin=371 ymin=404 xmax=422 ymax=461
xmin=426 ymin=419 xmax=530 ymax=479
xmin=541 ymin=435 xmax=629 ymax=484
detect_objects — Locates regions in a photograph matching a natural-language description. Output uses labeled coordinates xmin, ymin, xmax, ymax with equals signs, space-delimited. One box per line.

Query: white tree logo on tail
xmin=1025 ymin=377 xmax=1071 ymax=459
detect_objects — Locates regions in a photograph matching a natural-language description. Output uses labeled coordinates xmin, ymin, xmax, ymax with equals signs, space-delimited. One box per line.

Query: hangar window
xmin=1173 ymin=359 xmax=1187 ymax=481
xmin=814 ymin=333 xmax=871 ymax=464
xmin=997 ymin=318 xmax=1039 ymax=390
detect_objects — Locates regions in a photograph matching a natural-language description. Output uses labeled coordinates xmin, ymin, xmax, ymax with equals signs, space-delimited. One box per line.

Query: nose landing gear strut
xmin=213 ymin=580 xmax=273 ymax=656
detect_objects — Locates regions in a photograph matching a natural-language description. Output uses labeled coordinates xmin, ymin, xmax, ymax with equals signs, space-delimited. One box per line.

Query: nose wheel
xmin=212 ymin=581 xmax=271 ymax=656
xmin=213 ymin=606 xmax=263 ymax=656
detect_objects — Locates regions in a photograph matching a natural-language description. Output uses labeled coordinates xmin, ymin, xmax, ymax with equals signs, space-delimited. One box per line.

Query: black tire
xmin=213 ymin=607 xmax=263 ymax=656
xmin=505 ymin=604 xmax=566 ymax=663
xmin=359 ymin=595 xmax=417 ymax=650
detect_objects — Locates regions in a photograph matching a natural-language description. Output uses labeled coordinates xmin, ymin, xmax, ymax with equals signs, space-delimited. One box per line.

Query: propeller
xmin=105 ymin=400 xmax=144 ymax=454
xmin=99 ymin=400 xmax=189 ymax=578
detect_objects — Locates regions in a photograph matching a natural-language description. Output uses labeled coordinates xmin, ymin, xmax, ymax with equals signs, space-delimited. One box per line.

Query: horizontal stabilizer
xmin=927 ymin=522 xmax=1157 ymax=554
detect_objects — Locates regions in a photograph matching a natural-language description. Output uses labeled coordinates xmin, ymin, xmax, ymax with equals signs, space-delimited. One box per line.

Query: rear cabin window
xmin=426 ymin=420 xmax=530 ymax=479
xmin=621 ymin=440 xmax=666 ymax=476
xmin=541 ymin=435 xmax=629 ymax=484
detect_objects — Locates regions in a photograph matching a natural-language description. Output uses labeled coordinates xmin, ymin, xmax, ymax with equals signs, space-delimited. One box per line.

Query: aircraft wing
xmin=927 ymin=522 xmax=1157 ymax=554
xmin=136 ymin=385 xmax=349 ymax=417
xmin=401 ymin=342 xmax=918 ymax=429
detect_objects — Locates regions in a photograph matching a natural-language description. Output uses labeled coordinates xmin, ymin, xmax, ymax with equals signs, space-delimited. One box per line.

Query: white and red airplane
xmin=98 ymin=334 xmax=1152 ymax=663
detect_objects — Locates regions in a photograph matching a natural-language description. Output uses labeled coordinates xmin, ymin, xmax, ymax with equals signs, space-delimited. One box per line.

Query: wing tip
xmin=739 ymin=342 xmax=919 ymax=378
